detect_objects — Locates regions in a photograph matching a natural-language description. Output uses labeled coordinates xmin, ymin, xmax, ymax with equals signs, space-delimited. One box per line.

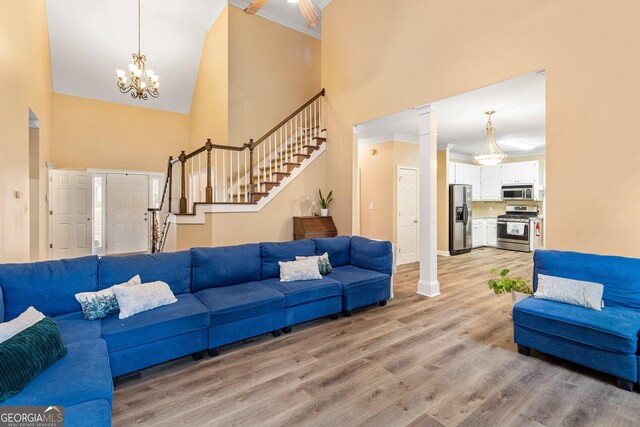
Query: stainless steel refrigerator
xmin=449 ymin=184 xmax=473 ymax=255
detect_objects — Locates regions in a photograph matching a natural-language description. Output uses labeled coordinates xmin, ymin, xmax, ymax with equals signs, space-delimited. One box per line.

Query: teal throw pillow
xmin=0 ymin=317 xmax=68 ymax=403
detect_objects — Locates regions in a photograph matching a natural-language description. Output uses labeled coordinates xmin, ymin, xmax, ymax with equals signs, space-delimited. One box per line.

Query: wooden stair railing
xmin=149 ymin=89 xmax=326 ymax=253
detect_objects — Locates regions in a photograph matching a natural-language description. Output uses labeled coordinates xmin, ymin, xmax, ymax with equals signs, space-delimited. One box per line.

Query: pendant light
xmin=472 ymin=111 xmax=506 ymax=166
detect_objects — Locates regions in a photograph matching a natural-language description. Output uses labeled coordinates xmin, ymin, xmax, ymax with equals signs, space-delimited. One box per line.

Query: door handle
xmin=413 ymin=220 xmax=418 ymax=224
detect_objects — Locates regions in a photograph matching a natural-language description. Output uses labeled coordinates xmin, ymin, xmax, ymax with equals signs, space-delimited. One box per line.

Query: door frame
xmin=396 ymin=165 xmax=420 ymax=265
xmin=48 ymin=168 xmax=164 ymax=258
xmin=88 ymin=169 xmax=164 ymax=256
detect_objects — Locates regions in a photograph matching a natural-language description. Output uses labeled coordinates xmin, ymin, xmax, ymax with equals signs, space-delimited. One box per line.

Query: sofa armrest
xmin=350 ymin=236 xmax=393 ymax=275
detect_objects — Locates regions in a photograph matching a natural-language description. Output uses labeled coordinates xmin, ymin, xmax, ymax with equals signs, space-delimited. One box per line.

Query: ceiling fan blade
xmin=244 ymin=0 xmax=269 ymax=15
xmin=298 ymin=0 xmax=320 ymax=27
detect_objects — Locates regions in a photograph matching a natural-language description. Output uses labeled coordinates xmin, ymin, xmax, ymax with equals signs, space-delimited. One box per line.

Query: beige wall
xmin=0 ymin=0 xmax=53 ymax=263
xmin=358 ymin=142 xmax=448 ymax=251
xmin=358 ymin=141 xmax=421 ymax=242
xmin=358 ymin=142 xmax=396 ymax=242
xmin=189 ymin=7 xmax=229 ymax=150
xmin=52 ymin=94 xmax=189 ymax=172
xmin=227 ymin=5 xmax=322 ymax=146
xmin=175 ymin=6 xmax=324 ymax=249
xmin=176 ymin=153 xmax=326 ymax=249
xmin=322 ymin=0 xmax=640 ymax=258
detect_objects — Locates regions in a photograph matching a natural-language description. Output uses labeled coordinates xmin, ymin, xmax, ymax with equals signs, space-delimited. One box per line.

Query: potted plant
xmin=488 ymin=268 xmax=533 ymax=307
xmin=319 ymin=189 xmax=333 ymax=216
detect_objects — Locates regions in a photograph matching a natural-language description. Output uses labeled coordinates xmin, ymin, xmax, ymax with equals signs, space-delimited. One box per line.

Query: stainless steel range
xmin=497 ymin=205 xmax=542 ymax=252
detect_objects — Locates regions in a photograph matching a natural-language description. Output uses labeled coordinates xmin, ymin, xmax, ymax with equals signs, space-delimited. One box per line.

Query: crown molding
xmin=207 ymin=0 xmax=229 ymax=31
xmin=228 ymin=1 xmax=321 ymax=39
xmin=358 ymin=132 xmax=419 ymax=147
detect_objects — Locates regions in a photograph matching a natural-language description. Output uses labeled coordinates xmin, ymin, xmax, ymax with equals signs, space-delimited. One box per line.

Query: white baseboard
xmin=437 ymin=250 xmax=450 ymax=257
xmin=417 ymin=279 xmax=441 ymax=297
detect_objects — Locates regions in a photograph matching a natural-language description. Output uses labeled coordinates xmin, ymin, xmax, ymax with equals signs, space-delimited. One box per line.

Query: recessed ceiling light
xmin=287 ymin=0 xmax=300 ymax=3
xmin=499 ymin=139 xmax=536 ymax=151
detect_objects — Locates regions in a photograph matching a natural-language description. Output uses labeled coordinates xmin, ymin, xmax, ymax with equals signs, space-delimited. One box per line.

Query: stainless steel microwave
xmin=501 ymin=184 xmax=534 ymax=200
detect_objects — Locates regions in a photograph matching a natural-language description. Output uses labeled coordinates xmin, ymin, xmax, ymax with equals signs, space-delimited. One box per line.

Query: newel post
xmin=179 ymin=151 xmax=187 ymax=214
xmin=248 ymin=139 xmax=255 ymax=201
xmin=167 ymin=156 xmax=173 ymax=213
xmin=205 ymin=139 xmax=213 ymax=203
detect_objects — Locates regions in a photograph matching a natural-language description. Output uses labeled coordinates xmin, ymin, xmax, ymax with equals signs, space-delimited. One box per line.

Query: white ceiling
xmin=46 ymin=0 xmax=330 ymax=114
xmin=357 ymin=72 xmax=547 ymax=158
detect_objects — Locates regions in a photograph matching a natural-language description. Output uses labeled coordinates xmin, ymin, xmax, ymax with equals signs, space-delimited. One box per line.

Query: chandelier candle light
xmin=116 ymin=0 xmax=159 ymax=100
xmin=472 ymin=111 xmax=506 ymax=166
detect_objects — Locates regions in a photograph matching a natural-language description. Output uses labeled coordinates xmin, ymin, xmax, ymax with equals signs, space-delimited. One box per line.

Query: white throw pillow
xmin=112 ymin=281 xmax=177 ymax=319
xmin=0 ymin=307 xmax=45 ymax=344
xmin=279 ymin=258 xmax=322 ymax=282
xmin=75 ymin=275 xmax=141 ymax=320
xmin=534 ymin=273 xmax=604 ymax=311
xmin=296 ymin=252 xmax=333 ymax=275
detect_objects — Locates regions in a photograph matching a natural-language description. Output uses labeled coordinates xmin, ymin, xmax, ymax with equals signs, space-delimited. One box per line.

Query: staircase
xmin=149 ymin=89 xmax=326 ymax=253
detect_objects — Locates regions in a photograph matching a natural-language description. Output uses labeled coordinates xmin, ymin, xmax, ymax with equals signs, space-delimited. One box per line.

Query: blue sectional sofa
xmin=0 ymin=236 xmax=392 ymax=425
xmin=513 ymin=250 xmax=640 ymax=391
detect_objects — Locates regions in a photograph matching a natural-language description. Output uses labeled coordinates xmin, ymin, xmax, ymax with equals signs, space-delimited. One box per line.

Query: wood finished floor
xmin=112 ymin=248 xmax=640 ymax=426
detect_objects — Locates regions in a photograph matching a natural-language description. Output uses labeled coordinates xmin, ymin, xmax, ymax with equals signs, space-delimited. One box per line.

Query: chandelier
xmin=116 ymin=0 xmax=159 ymax=100
xmin=472 ymin=111 xmax=506 ymax=166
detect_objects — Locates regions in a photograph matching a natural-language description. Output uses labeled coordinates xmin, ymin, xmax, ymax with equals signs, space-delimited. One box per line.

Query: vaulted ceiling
xmin=46 ymin=0 xmax=331 ymax=114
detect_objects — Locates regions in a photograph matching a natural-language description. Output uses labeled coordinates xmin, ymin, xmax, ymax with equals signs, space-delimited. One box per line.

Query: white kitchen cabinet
xmin=501 ymin=161 xmax=539 ymax=185
xmin=480 ymin=165 xmax=502 ymax=200
xmin=450 ymin=162 xmax=481 ymax=200
xmin=471 ymin=167 xmax=481 ymax=201
xmin=472 ymin=219 xmax=487 ymax=248
xmin=486 ymin=218 xmax=497 ymax=247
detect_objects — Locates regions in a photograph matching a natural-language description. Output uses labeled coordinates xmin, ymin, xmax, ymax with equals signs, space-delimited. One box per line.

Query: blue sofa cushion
xmin=65 ymin=399 xmax=112 ymax=427
xmin=99 ymin=251 xmax=191 ymax=295
xmin=54 ymin=312 xmax=102 ymax=344
xmin=0 ymin=256 xmax=99 ymax=321
xmin=330 ymin=265 xmax=391 ymax=291
xmin=513 ymin=297 xmax=640 ymax=353
xmin=262 ymin=277 xmax=342 ymax=307
xmin=533 ymin=250 xmax=640 ymax=311
xmin=101 ymin=293 xmax=209 ymax=353
xmin=0 ymin=286 xmax=4 ymax=322
xmin=314 ymin=236 xmax=351 ymax=267
xmin=260 ymin=240 xmax=316 ymax=279
xmin=1 ymin=339 xmax=112 ymax=407
xmin=350 ymin=236 xmax=393 ymax=275
xmin=195 ymin=282 xmax=285 ymax=325
xmin=191 ymin=245 xmax=262 ymax=292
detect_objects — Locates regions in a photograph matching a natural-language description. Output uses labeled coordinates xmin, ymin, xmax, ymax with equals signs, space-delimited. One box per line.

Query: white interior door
xmin=106 ymin=173 xmax=149 ymax=254
xmin=397 ymin=167 xmax=419 ymax=265
xmin=50 ymin=170 xmax=92 ymax=259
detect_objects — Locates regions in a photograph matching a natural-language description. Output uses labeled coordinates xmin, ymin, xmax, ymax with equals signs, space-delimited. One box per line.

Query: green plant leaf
xmin=500 ymin=268 xmax=510 ymax=277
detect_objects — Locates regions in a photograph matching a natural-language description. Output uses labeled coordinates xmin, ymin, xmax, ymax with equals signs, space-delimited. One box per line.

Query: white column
xmin=416 ymin=105 xmax=440 ymax=297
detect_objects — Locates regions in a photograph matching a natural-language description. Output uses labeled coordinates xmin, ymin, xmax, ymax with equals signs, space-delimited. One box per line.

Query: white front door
xmin=106 ymin=173 xmax=149 ymax=254
xmin=50 ymin=170 xmax=92 ymax=259
xmin=397 ymin=167 xmax=419 ymax=265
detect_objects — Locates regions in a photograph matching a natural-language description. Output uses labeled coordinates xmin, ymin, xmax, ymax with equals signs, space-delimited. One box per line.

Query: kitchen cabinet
xmin=480 ymin=165 xmax=502 ymax=200
xmin=450 ymin=160 xmax=543 ymax=201
xmin=486 ymin=218 xmax=497 ymax=247
xmin=472 ymin=218 xmax=497 ymax=248
xmin=472 ymin=219 xmax=487 ymax=248
xmin=450 ymin=162 xmax=481 ymax=201
xmin=501 ymin=161 xmax=539 ymax=185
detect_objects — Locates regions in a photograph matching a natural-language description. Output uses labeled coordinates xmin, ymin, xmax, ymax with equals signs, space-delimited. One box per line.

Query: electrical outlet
xmin=369 ymin=203 xmax=374 ymax=210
